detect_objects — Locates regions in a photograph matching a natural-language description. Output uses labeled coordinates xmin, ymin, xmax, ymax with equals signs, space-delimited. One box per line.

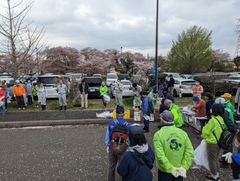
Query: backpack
xmin=213 ymin=118 xmax=234 ymax=150
xmin=148 ymin=100 xmax=154 ymax=114
xmin=110 ymin=119 xmax=129 ymax=155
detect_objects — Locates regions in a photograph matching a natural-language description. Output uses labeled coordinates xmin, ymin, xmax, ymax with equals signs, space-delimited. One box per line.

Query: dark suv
xmin=83 ymin=77 xmax=102 ymax=97
xmin=119 ymin=74 xmax=130 ymax=80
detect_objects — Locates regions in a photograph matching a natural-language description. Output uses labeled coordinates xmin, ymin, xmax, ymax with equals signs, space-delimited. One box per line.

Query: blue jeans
xmin=0 ymin=102 xmax=6 ymax=114
xmin=143 ymin=113 xmax=150 ymax=127
xmin=158 ymin=170 xmax=183 ymax=181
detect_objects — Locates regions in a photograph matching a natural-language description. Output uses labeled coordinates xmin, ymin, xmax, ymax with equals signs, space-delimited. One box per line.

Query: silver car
xmin=111 ymin=80 xmax=135 ymax=98
xmin=173 ymin=78 xmax=196 ymax=97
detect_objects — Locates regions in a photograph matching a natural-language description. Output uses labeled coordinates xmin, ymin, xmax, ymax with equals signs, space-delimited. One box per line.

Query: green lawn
xmin=7 ymin=96 xmax=193 ymax=111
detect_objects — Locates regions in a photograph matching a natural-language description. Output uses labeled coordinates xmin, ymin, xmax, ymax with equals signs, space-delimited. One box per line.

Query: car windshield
xmin=181 ymin=81 xmax=196 ymax=85
xmin=38 ymin=77 xmax=59 ymax=84
xmin=84 ymin=78 xmax=102 ymax=86
xmin=172 ymin=73 xmax=181 ymax=78
xmin=121 ymin=81 xmax=131 ymax=85
xmin=108 ymin=74 xmax=118 ymax=79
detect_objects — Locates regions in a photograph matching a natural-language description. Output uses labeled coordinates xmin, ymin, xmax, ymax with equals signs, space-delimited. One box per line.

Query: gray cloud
xmin=20 ymin=0 xmax=240 ymax=58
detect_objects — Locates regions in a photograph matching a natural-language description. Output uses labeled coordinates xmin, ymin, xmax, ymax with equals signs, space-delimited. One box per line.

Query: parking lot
xmin=0 ymin=122 xmax=232 ymax=181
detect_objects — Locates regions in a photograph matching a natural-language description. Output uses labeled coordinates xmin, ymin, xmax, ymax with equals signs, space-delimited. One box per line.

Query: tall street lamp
xmin=121 ymin=47 xmax=122 ymax=58
xmin=154 ymin=0 xmax=159 ymax=92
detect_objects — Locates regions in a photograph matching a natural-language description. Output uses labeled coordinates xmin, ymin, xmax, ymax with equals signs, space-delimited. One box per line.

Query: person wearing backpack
xmin=202 ymin=103 xmax=226 ymax=181
xmin=222 ymin=131 xmax=240 ymax=181
xmin=214 ymin=97 xmax=238 ymax=169
xmin=164 ymin=99 xmax=183 ymax=128
xmin=140 ymin=91 xmax=150 ymax=133
xmin=117 ymin=124 xmax=155 ymax=181
xmin=105 ymin=105 xmax=131 ymax=181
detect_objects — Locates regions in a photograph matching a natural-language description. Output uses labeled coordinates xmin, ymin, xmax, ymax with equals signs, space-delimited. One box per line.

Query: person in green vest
xmin=99 ymin=81 xmax=108 ymax=107
xmin=164 ymin=99 xmax=183 ymax=128
xmin=221 ymin=93 xmax=234 ymax=112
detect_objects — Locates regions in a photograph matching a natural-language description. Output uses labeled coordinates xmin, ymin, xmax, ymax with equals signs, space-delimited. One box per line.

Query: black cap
xmin=129 ymin=124 xmax=144 ymax=138
xmin=116 ymin=105 xmax=124 ymax=115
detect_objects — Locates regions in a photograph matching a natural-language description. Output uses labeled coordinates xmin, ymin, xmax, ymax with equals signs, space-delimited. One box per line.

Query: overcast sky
xmin=6 ymin=0 xmax=240 ymax=59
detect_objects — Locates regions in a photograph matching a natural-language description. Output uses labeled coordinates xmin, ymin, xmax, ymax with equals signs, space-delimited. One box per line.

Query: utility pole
xmin=236 ymin=18 xmax=240 ymax=56
xmin=154 ymin=0 xmax=159 ymax=92
xmin=121 ymin=47 xmax=122 ymax=58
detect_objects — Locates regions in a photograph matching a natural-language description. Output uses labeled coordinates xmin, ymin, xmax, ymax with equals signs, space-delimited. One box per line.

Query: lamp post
xmin=121 ymin=47 xmax=122 ymax=58
xmin=154 ymin=0 xmax=159 ymax=92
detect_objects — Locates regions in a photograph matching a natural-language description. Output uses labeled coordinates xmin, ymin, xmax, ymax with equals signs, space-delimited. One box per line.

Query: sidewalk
xmin=0 ymin=109 xmax=159 ymax=128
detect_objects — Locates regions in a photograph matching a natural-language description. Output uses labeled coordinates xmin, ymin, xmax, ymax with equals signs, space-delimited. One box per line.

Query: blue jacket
xmin=141 ymin=96 xmax=149 ymax=115
xmin=117 ymin=144 xmax=155 ymax=181
xmin=105 ymin=118 xmax=131 ymax=148
xmin=3 ymin=88 xmax=9 ymax=99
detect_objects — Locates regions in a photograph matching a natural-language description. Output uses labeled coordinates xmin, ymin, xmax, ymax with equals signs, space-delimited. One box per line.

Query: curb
xmin=0 ymin=118 xmax=160 ymax=128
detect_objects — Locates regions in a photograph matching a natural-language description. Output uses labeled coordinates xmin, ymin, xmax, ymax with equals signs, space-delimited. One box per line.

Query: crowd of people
xmin=103 ymin=75 xmax=240 ymax=181
xmin=105 ymin=105 xmax=194 ymax=181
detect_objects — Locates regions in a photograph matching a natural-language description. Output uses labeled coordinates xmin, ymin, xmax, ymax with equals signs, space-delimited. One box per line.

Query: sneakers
xmin=22 ymin=107 xmax=25 ymax=110
xmin=204 ymin=175 xmax=220 ymax=181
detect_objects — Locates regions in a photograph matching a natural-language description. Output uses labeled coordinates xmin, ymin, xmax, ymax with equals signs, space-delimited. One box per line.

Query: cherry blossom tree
xmin=42 ymin=46 xmax=80 ymax=74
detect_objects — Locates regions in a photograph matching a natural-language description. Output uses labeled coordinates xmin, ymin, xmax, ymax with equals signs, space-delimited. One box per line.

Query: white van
xmin=106 ymin=73 xmax=118 ymax=87
xmin=37 ymin=74 xmax=70 ymax=98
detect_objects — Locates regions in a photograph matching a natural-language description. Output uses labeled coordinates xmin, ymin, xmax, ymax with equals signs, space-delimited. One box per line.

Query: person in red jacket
xmin=191 ymin=95 xmax=206 ymax=117
xmin=0 ymin=83 xmax=6 ymax=115
xmin=12 ymin=80 xmax=26 ymax=109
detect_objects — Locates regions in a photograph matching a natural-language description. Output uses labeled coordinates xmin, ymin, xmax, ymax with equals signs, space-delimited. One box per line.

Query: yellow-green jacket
xmin=169 ymin=103 xmax=183 ymax=127
xmin=153 ymin=125 xmax=194 ymax=173
xmin=99 ymin=86 xmax=108 ymax=95
xmin=202 ymin=115 xmax=226 ymax=144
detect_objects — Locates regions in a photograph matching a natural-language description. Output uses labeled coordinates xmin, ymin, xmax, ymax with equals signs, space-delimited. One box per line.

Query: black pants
xmin=16 ymin=96 xmax=25 ymax=108
xmin=158 ymin=170 xmax=183 ymax=181
xmin=101 ymin=95 xmax=106 ymax=107
xmin=27 ymin=95 xmax=33 ymax=105
xmin=222 ymin=134 xmax=234 ymax=165
xmin=5 ymin=99 xmax=7 ymax=110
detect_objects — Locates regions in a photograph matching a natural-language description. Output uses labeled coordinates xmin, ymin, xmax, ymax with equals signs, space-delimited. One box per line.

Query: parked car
xmin=180 ymin=74 xmax=192 ymax=79
xmin=173 ymin=78 xmax=196 ymax=97
xmin=162 ymin=72 xmax=181 ymax=81
xmin=106 ymin=73 xmax=118 ymax=87
xmin=92 ymin=74 xmax=102 ymax=78
xmin=111 ymin=80 xmax=134 ymax=98
xmin=82 ymin=77 xmax=102 ymax=98
xmin=37 ymin=74 xmax=70 ymax=99
xmin=234 ymin=84 xmax=240 ymax=119
xmin=119 ymin=74 xmax=130 ymax=80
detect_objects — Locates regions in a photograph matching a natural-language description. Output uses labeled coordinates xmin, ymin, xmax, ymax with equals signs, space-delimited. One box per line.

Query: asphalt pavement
xmin=0 ymin=122 xmax=232 ymax=181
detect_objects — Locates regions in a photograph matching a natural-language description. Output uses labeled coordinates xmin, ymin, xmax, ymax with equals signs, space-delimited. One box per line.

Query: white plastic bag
xmin=103 ymin=95 xmax=110 ymax=102
xmin=191 ymin=139 xmax=210 ymax=171
xmin=96 ymin=111 xmax=112 ymax=119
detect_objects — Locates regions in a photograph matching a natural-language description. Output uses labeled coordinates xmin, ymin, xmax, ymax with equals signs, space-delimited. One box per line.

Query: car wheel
xmin=173 ymin=89 xmax=177 ymax=97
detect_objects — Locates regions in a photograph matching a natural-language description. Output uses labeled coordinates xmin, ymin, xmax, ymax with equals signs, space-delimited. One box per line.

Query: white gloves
xmin=171 ymin=167 xmax=187 ymax=178
xmin=106 ymin=147 xmax=109 ymax=153
xmin=222 ymin=152 xmax=233 ymax=163
xmin=171 ymin=168 xmax=180 ymax=177
xmin=178 ymin=167 xmax=187 ymax=178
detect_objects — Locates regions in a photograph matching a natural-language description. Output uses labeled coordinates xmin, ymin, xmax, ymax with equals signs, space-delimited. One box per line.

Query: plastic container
xmin=112 ymin=109 xmax=130 ymax=119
